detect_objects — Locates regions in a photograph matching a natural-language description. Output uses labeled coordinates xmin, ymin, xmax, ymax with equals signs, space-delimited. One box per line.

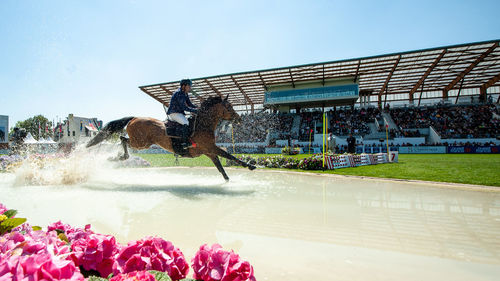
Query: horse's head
xmin=201 ymin=95 xmax=241 ymax=123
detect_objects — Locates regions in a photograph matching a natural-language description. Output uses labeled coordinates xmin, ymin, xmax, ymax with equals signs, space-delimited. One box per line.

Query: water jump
xmin=86 ymin=80 xmax=256 ymax=181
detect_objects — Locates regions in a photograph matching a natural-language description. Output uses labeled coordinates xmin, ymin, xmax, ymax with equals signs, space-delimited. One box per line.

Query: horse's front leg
xmin=119 ymin=136 xmax=130 ymax=160
xmin=213 ymin=146 xmax=256 ymax=170
xmin=207 ymin=154 xmax=229 ymax=181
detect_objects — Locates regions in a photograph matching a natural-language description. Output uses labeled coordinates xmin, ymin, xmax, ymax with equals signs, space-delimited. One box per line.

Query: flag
xmin=45 ymin=123 xmax=49 ymax=133
xmin=38 ymin=121 xmax=41 ymax=138
xmin=88 ymin=120 xmax=97 ymax=131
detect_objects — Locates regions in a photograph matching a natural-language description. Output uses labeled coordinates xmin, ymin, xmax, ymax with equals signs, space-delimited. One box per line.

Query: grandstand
xmin=140 ymin=39 xmax=500 ymax=153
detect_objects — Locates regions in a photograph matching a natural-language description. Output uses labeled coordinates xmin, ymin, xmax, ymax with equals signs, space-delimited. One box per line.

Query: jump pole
xmin=322 ymin=112 xmax=326 ymax=168
xmin=308 ymin=129 xmax=312 ymax=155
xmin=385 ymin=124 xmax=390 ymax=161
xmin=325 ymin=114 xmax=329 ymax=152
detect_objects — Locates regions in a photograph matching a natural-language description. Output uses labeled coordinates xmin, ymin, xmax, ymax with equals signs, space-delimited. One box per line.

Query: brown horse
xmin=86 ymin=95 xmax=256 ymax=180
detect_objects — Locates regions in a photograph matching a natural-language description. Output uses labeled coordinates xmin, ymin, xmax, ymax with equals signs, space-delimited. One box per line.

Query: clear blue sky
xmin=1 ymin=0 xmax=499 ymax=127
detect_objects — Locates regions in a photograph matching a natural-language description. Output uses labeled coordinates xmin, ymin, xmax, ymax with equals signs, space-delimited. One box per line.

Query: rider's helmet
xmin=180 ymin=79 xmax=192 ymax=87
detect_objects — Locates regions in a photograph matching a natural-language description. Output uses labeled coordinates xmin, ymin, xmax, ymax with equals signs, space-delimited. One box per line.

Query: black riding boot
xmin=180 ymin=124 xmax=191 ymax=149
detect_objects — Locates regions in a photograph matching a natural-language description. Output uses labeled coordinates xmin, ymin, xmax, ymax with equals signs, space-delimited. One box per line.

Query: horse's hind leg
xmin=119 ymin=136 xmax=130 ymax=160
xmin=214 ymin=147 xmax=256 ymax=170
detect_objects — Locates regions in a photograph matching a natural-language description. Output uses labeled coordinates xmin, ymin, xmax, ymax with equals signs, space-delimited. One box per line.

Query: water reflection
xmin=1 ymin=168 xmax=499 ymax=280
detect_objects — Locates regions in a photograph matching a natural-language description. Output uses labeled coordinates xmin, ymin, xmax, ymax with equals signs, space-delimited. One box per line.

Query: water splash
xmin=12 ymin=143 xmax=123 ymax=186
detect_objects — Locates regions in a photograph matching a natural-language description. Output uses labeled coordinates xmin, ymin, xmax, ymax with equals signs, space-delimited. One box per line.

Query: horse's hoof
xmin=119 ymin=155 xmax=129 ymax=161
xmin=248 ymin=165 xmax=256 ymax=171
xmin=224 ymin=177 xmax=230 ymax=182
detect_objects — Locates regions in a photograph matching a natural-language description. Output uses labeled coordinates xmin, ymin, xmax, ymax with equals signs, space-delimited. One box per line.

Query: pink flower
xmin=192 ymin=244 xmax=256 ymax=281
xmin=115 ymin=236 xmax=189 ymax=281
xmin=70 ymin=233 xmax=121 ymax=277
xmin=110 ymin=270 xmax=156 ymax=281
xmin=48 ymin=221 xmax=94 ymax=242
xmin=0 ymin=252 xmax=84 ymax=281
xmin=0 ymin=230 xmax=70 ymax=258
xmin=0 ymin=203 xmax=7 ymax=215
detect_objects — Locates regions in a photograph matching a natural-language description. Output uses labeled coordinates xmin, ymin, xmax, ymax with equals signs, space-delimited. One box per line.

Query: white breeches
xmin=169 ymin=113 xmax=189 ymax=126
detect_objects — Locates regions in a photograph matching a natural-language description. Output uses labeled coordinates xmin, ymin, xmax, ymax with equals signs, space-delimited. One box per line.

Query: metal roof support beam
xmin=322 ymin=65 xmax=325 ymax=86
xmin=204 ymin=79 xmax=223 ymax=98
xmin=141 ymin=88 xmax=169 ymax=106
xmin=289 ymin=69 xmax=295 ymax=88
xmin=409 ymin=49 xmax=446 ymax=102
xmin=353 ymin=60 xmax=360 ymax=83
xmin=444 ymin=42 xmax=498 ymax=93
xmin=230 ymin=76 xmax=254 ymax=105
xmin=378 ymin=55 xmax=401 ymax=103
xmin=454 ymin=77 xmax=465 ymax=104
xmin=418 ymin=80 xmax=425 ymax=107
xmin=258 ymin=72 xmax=268 ymax=91
xmin=480 ymin=72 xmax=500 ymax=100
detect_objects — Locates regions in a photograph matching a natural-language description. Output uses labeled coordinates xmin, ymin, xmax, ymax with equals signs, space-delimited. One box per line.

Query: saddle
xmin=165 ymin=117 xmax=195 ymax=157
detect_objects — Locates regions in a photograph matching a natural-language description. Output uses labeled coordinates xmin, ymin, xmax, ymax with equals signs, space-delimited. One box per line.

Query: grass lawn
xmin=136 ymin=153 xmax=500 ymax=187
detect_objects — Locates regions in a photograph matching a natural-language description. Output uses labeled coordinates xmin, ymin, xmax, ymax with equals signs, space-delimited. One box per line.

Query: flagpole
xmin=231 ymin=126 xmax=236 ymax=154
xmin=308 ymin=129 xmax=312 ymax=155
xmin=325 ymin=113 xmax=329 ymax=153
xmin=385 ymin=124 xmax=390 ymax=161
xmin=322 ymin=112 xmax=326 ymax=168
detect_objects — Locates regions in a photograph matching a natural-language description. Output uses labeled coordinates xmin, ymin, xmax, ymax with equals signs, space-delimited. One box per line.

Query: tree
xmin=14 ymin=115 xmax=53 ymax=140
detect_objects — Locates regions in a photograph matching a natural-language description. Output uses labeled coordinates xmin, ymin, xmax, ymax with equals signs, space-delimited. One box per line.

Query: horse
xmin=86 ymin=95 xmax=256 ymax=180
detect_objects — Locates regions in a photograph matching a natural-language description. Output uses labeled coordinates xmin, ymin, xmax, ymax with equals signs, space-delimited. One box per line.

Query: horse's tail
xmin=86 ymin=116 xmax=135 ymax=148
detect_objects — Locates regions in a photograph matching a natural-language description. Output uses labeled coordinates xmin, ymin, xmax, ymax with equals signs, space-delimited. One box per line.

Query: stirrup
xmin=182 ymin=140 xmax=196 ymax=149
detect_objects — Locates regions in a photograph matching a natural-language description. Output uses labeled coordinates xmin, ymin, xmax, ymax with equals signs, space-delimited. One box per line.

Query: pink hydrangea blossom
xmin=115 ymin=236 xmax=189 ymax=281
xmin=0 ymin=230 xmax=70 ymax=258
xmin=109 ymin=270 xmax=156 ymax=281
xmin=70 ymin=233 xmax=121 ymax=277
xmin=0 ymin=252 xmax=84 ymax=281
xmin=192 ymin=244 xmax=256 ymax=281
xmin=47 ymin=221 xmax=94 ymax=242
xmin=0 ymin=203 xmax=7 ymax=215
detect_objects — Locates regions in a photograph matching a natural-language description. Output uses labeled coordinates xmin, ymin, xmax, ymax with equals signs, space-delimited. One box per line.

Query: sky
xmin=1 ymin=0 xmax=499 ymax=127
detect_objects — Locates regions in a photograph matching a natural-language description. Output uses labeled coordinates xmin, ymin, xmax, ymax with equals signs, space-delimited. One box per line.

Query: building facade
xmin=57 ymin=114 xmax=102 ymax=144
xmin=0 ymin=115 xmax=8 ymax=150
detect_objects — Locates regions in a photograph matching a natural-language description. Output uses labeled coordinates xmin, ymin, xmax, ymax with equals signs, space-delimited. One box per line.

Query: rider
xmin=167 ymin=79 xmax=198 ymax=149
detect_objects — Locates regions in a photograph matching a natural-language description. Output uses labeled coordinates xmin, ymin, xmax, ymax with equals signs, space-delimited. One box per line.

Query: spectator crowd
xmin=215 ymin=104 xmax=499 ymax=144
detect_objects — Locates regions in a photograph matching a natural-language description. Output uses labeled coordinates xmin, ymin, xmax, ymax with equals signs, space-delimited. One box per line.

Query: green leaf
xmin=58 ymin=233 xmax=69 ymax=243
xmin=3 ymin=209 xmax=17 ymax=218
xmin=0 ymin=217 xmax=27 ymax=234
xmin=87 ymin=276 xmax=108 ymax=281
xmin=148 ymin=270 xmax=172 ymax=281
xmin=31 ymin=226 xmax=42 ymax=231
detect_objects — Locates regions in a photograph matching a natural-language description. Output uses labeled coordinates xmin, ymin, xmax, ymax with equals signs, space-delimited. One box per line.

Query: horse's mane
xmin=200 ymin=96 xmax=224 ymax=109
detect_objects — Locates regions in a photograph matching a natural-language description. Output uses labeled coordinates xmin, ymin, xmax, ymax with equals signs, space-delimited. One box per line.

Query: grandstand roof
xmin=139 ymin=39 xmax=500 ymax=108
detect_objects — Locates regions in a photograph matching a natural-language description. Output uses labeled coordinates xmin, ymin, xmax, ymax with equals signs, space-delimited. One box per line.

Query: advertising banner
xmin=447 ymin=146 xmax=500 ymax=154
xmin=398 ymin=146 xmax=447 ymax=154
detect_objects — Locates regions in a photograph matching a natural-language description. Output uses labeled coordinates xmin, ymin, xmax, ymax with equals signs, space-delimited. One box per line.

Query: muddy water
xmin=1 ymin=167 xmax=499 ymax=281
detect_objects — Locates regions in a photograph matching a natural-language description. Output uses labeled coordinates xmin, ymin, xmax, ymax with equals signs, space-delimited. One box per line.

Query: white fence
xmin=324 ymin=152 xmax=398 ymax=170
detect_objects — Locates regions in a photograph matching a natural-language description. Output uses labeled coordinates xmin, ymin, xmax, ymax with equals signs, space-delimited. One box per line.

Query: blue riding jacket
xmin=167 ymin=88 xmax=198 ymax=115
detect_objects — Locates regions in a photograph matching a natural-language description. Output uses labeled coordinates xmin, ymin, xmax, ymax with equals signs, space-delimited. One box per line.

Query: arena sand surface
xmin=1 ymin=165 xmax=500 ymax=281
